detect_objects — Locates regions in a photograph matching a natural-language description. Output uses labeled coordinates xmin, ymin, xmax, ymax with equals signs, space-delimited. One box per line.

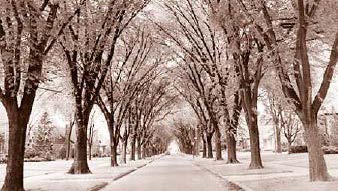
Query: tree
xmin=0 ymin=1 xmax=78 ymax=189
xmin=280 ymin=112 xmax=301 ymax=153
xmin=158 ymin=0 xmax=234 ymax=161
xmin=137 ymin=80 xmax=176 ymax=158
xmin=174 ymin=60 xmax=218 ymax=159
xmin=120 ymin=107 xmax=133 ymax=164
xmin=65 ymin=115 xmax=75 ymax=161
xmin=173 ymin=121 xmax=195 ymax=154
xmin=30 ymin=112 xmax=54 ymax=159
xmin=60 ymin=0 xmax=149 ymax=173
xmin=263 ymin=86 xmax=286 ymax=153
xmin=175 ymin=83 xmax=211 ymax=158
xmin=205 ymin=0 xmax=267 ymax=169
xmin=208 ymin=0 xmax=337 ymax=180
xmin=96 ymin=24 xmax=157 ymax=166
xmin=246 ymin=0 xmax=335 ymax=180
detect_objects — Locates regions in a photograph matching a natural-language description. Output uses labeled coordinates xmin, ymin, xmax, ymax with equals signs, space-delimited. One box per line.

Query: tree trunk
xmin=195 ymin=128 xmax=200 ymax=156
xmin=65 ymin=124 xmax=72 ymax=161
xmin=68 ymin=119 xmax=91 ymax=174
xmin=137 ymin=137 xmax=142 ymax=160
xmin=120 ymin=139 xmax=127 ymax=164
xmin=303 ymin=117 xmax=330 ymax=181
xmin=142 ymin=143 xmax=147 ymax=159
xmin=130 ymin=136 xmax=136 ymax=161
xmin=206 ymin=134 xmax=213 ymax=158
xmin=214 ymin=127 xmax=223 ymax=160
xmin=110 ymin=138 xmax=118 ymax=167
xmin=1 ymin=107 xmax=28 ymax=191
xmin=226 ymin=133 xmax=239 ymax=163
xmin=202 ymin=135 xmax=207 ymax=158
xmin=248 ymin=117 xmax=263 ymax=169
xmin=275 ymin=124 xmax=282 ymax=153
xmin=88 ymin=144 xmax=92 ymax=161
xmin=287 ymin=141 xmax=292 ymax=154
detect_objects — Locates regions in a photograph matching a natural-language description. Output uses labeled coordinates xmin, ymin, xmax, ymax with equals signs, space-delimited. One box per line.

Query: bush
xmin=322 ymin=146 xmax=338 ymax=154
xmin=24 ymin=147 xmax=39 ymax=159
xmin=289 ymin=145 xmax=338 ymax=154
xmin=56 ymin=147 xmax=67 ymax=159
xmin=289 ymin=145 xmax=308 ymax=153
xmin=24 ymin=156 xmax=47 ymax=162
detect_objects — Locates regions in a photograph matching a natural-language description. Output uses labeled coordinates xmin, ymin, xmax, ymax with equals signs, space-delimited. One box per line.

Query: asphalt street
xmin=102 ymin=154 xmax=230 ymax=191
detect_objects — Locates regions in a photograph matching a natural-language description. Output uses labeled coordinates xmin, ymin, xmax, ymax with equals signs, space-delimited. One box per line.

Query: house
xmin=0 ymin=120 xmax=8 ymax=156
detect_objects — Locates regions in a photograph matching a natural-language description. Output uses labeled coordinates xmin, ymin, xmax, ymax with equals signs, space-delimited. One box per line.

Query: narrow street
xmin=102 ymin=155 xmax=230 ymax=191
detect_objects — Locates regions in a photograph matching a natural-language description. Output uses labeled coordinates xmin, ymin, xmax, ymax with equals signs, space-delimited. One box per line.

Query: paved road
xmin=102 ymin=155 xmax=230 ymax=191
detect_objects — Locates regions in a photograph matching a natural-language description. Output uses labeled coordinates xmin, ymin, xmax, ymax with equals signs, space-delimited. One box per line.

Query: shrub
xmin=289 ymin=145 xmax=308 ymax=153
xmin=57 ymin=147 xmax=67 ymax=159
xmin=289 ymin=145 xmax=338 ymax=154
xmin=24 ymin=147 xmax=39 ymax=159
xmin=322 ymin=146 xmax=338 ymax=154
xmin=24 ymin=156 xmax=47 ymax=162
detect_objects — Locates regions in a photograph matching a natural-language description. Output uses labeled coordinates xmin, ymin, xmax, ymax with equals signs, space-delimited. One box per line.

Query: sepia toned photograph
xmin=0 ymin=0 xmax=337 ymax=190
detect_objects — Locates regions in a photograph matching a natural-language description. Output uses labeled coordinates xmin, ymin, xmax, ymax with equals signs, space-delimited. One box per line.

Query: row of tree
xmin=0 ymin=1 xmax=174 ymax=190
xmin=160 ymin=0 xmax=337 ymax=182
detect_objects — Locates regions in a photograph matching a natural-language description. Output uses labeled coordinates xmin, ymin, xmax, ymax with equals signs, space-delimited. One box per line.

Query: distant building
xmin=318 ymin=112 xmax=338 ymax=146
xmin=0 ymin=121 xmax=8 ymax=156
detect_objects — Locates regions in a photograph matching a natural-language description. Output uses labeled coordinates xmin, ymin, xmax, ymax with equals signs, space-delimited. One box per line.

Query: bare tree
xmin=60 ymin=0 xmax=149 ymax=173
xmin=281 ymin=112 xmax=301 ymax=153
xmin=96 ymin=25 xmax=157 ymax=166
xmin=207 ymin=0 xmax=337 ymax=180
xmin=173 ymin=121 xmax=195 ymax=154
xmin=0 ymin=1 xmax=79 ymax=189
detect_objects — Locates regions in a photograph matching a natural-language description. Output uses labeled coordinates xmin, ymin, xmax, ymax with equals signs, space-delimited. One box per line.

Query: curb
xmin=94 ymin=158 xmax=157 ymax=191
xmin=88 ymin=182 xmax=109 ymax=191
xmin=222 ymin=177 xmax=255 ymax=191
xmin=194 ymin=163 xmax=252 ymax=191
xmin=113 ymin=163 xmax=147 ymax=181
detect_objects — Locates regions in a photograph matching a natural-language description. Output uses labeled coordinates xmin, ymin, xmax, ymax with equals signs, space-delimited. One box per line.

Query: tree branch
xmin=312 ymin=32 xmax=338 ymax=114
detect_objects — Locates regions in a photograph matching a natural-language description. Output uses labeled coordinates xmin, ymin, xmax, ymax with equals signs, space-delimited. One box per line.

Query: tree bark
xmin=1 ymin=105 xmax=28 ymax=191
xmin=275 ymin=124 xmax=282 ymax=153
xmin=226 ymin=133 xmax=239 ymax=163
xmin=110 ymin=140 xmax=118 ymax=167
xmin=202 ymin=134 xmax=207 ymax=158
xmin=206 ymin=134 xmax=213 ymax=158
xmin=248 ymin=120 xmax=263 ymax=169
xmin=287 ymin=141 xmax=292 ymax=154
xmin=227 ymin=90 xmax=241 ymax=163
xmin=137 ymin=137 xmax=142 ymax=160
xmin=303 ymin=117 xmax=330 ymax=181
xmin=68 ymin=118 xmax=91 ymax=174
xmin=195 ymin=128 xmax=200 ymax=156
xmin=142 ymin=143 xmax=147 ymax=159
xmin=242 ymin=86 xmax=263 ymax=169
xmin=65 ymin=124 xmax=72 ymax=161
xmin=130 ymin=135 xmax=136 ymax=161
xmin=120 ymin=139 xmax=127 ymax=164
xmin=88 ymin=144 xmax=92 ymax=161
xmin=214 ymin=127 xmax=223 ymax=160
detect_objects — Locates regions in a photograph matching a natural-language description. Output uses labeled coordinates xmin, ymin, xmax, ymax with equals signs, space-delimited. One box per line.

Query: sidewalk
xmin=0 ymin=156 xmax=160 ymax=191
xmin=193 ymin=152 xmax=338 ymax=191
